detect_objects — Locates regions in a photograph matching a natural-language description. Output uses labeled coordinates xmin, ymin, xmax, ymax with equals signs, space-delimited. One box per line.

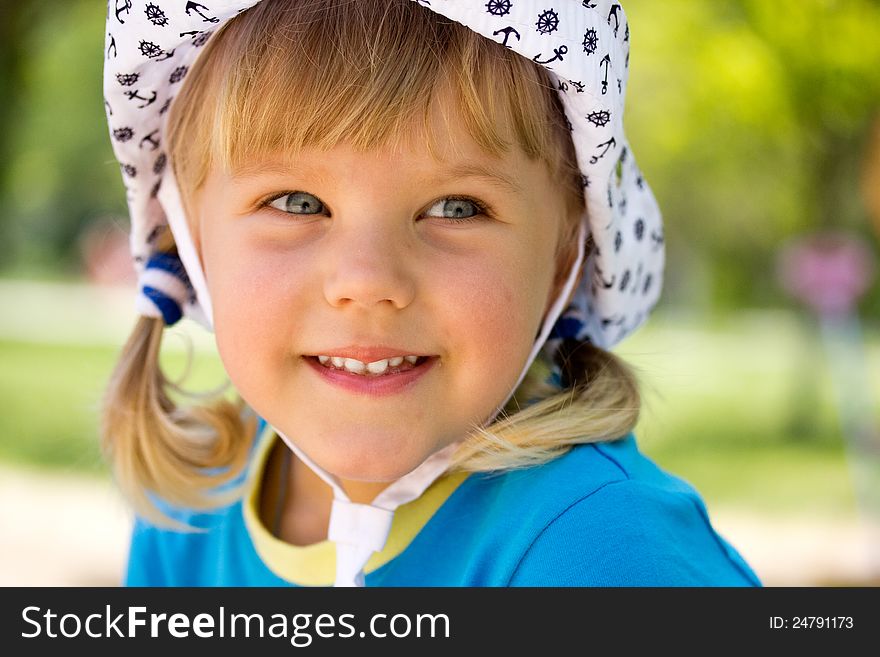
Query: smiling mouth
xmin=304 ymin=355 xmax=435 ymax=377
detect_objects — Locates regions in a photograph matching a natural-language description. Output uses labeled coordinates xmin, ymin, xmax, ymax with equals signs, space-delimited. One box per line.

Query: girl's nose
xmin=321 ymin=222 xmax=417 ymax=311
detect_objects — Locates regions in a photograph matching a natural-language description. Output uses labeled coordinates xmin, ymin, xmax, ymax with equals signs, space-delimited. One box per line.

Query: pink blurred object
xmin=777 ymin=231 xmax=876 ymax=316
xmin=78 ymin=219 xmax=137 ymax=286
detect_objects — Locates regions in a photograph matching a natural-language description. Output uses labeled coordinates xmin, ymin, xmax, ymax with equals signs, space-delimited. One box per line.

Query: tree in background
xmin=624 ymin=0 xmax=880 ymax=313
xmin=863 ymin=115 xmax=880 ymax=239
xmin=0 ymin=0 xmax=44 ymax=271
xmin=0 ymin=0 xmax=126 ymax=277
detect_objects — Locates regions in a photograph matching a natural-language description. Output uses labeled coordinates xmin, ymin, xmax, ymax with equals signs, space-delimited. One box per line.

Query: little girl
xmin=102 ymin=0 xmax=760 ymax=586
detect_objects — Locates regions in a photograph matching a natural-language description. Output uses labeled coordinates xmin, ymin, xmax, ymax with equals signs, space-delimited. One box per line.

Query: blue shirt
xmin=126 ymin=431 xmax=760 ymax=587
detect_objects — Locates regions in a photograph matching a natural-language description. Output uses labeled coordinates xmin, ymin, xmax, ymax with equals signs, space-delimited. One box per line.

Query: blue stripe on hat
xmin=146 ymin=252 xmax=191 ymax=286
xmin=142 ymin=285 xmax=184 ymax=325
xmin=549 ymin=316 xmax=584 ymax=340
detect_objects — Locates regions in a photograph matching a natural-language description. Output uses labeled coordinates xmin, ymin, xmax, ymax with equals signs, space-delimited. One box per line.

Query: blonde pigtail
xmin=451 ymin=340 xmax=641 ymax=473
xmin=101 ymin=315 xmax=256 ymax=529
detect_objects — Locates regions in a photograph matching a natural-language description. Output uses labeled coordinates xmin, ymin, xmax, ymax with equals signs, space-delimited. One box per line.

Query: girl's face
xmin=193 ymin=113 xmax=570 ymax=485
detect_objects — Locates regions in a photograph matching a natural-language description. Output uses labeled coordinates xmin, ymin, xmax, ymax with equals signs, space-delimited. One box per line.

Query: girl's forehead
xmin=233 ymin=96 xmax=518 ymax=168
xmin=225 ymin=138 xmax=539 ymax=195
xmin=227 ymin=102 xmax=528 ymax=176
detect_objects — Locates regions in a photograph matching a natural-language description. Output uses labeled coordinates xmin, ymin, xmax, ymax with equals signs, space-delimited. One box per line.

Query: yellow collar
xmin=242 ymin=424 xmax=469 ymax=586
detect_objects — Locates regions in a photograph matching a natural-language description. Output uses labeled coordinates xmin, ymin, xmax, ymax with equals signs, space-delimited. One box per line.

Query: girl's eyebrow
xmin=230 ymin=162 xmax=317 ymax=183
xmin=230 ymin=160 xmax=522 ymax=195
xmin=434 ymin=163 xmax=523 ymax=196
xmin=230 ymin=162 xmax=337 ymax=190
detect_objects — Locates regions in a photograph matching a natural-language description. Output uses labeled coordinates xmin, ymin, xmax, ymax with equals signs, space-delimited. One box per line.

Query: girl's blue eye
xmin=425 ymin=197 xmax=484 ymax=221
xmin=268 ymin=191 xmax=325 ymax=215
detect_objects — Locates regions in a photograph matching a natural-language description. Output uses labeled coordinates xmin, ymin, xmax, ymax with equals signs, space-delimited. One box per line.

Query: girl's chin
xmin=303 ymin=435 xmax=447 ymax=482
xmin=314 ymin=451 xmax=429 ymax=484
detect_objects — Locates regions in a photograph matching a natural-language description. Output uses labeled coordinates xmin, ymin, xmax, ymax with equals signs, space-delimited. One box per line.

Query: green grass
xmin=0 ymin=339 xmax=230 ymax=474
xmin=644 ymin=443 xmax=859 ymax=518
xmin=1 ymin=308 xmax=878 ymax=519
xmin=620 ymin=311 xmax=880 ymax=518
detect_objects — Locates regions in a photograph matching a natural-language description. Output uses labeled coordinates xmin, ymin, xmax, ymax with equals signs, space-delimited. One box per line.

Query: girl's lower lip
xmin=303 ymin=356 xmax=437 ymax=396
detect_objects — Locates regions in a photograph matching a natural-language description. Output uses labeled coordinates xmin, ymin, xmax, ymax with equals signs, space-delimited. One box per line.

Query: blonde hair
xmin=102 ymin=0 xmax=641 ymax=526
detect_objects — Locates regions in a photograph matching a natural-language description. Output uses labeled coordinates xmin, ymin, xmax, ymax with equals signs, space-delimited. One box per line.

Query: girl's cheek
xmin=212 ymin=228 xmax=316 ymax=306
xmin=242 ymin=250 xmax=313 ymax=307
xmin=441 ymin=259 xmax=529 ymax=359
xmin=204 ymin=238 xmax=304 ymax=378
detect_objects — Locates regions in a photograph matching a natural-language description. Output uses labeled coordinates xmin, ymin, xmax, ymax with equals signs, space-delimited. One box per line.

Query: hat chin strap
xmin=274 ymin=429 xmax=461 ymax=587
xmin=157 ymin=170 xmax=215 ymax=330
xmin=485 ymin=218 xmax=588 ymax=424
xmin=162 ymin=169 xmax=588 ymax=586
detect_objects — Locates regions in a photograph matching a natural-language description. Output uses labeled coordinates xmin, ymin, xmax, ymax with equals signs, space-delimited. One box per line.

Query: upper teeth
xmin=317 ymin=354 xmax=419 ymax=375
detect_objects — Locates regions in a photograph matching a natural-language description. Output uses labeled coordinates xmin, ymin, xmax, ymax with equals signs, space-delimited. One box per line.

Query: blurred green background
xmin=1 ymin=0 xmax=879 ymax=585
